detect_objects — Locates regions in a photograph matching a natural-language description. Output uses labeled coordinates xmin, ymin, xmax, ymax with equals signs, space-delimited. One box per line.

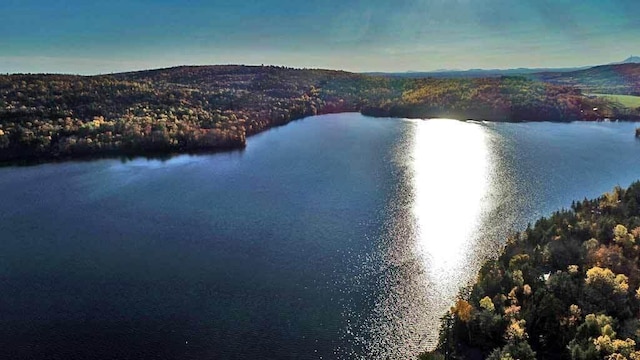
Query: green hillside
xmin=591 ymin=94 xmax=640 ymax=109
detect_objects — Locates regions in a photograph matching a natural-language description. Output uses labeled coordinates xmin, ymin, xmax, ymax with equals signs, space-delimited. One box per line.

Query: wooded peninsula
xmin=1 ymin=64 xmax=639 ymax=164
xmin=423 ymin=183 xmax=640 ymax=360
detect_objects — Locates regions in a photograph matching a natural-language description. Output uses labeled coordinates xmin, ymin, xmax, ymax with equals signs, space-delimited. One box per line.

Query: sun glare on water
xmin=345 ymin=117 xmax=497 ymax=358
xmin=410 ymin=119 xmax=492 ymax=343
xmin=412 ymin=119 xmax=490 ymax=275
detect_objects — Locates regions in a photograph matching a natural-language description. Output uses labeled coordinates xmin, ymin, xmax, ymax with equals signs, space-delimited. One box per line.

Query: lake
xmin=1 ymin=113 xmax=640 ymax=359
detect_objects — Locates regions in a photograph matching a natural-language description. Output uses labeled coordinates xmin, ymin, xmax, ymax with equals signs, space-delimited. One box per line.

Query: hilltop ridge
xmin=612 ymin=56 xmax=640 ymax=65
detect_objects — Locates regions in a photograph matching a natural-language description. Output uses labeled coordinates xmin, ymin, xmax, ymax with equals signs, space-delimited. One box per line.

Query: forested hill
xmin=0 ymin=66 xmax=400 ymax=163
xmin=424 ymin=182 xmax=640 ymax=360
xmin=531 ymin=63 xmax=640 ymax=95
xmin=359 ymin=76 xmax=627 ymax=121
xmin=0 ymin=65 xmax=636 ymax=164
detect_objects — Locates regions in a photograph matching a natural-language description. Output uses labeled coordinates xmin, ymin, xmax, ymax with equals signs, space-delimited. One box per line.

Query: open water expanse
xmin=2 ymin=113 xmax=640 ymax=359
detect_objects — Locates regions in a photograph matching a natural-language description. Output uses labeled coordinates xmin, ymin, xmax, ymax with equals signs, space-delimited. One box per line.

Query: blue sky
xmin=1 ymin=0 xmax=639 ymax=74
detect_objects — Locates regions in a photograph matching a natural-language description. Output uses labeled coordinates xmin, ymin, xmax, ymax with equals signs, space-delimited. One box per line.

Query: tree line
xmin=1 ymin=66 xmax=636 ymax=164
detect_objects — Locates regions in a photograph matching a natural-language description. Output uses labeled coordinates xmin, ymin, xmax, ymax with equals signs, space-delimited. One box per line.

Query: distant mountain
xmin=365 ymin=66 xmax=587 ymax=79
xmin=609 ymin=56 xmax=640 ymax=65
xmin=367 ymin=57 xmax=640 ymax=79
xmin=530 ymin=63 xmax=640 ymax=95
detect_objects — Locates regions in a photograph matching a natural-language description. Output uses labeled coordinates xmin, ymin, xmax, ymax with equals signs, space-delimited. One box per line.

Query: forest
xmin=1 ymin=65 xmax=638 ymax=163
xmin=0 ymin=66 xmax=398 ymax=163
xmin=423 ymin=182 xmax=640 ymax=360
xmin=360 ymin=76 xmax=629 ymax=121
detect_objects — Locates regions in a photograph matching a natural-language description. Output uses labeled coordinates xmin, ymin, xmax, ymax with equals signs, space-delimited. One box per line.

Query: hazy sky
xmin=1 ymin=0 xmax=639 ymax=74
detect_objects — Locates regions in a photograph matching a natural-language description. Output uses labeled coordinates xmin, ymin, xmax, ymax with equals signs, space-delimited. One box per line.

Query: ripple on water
xmin=343 ymin=119 xmax=506 ymax=358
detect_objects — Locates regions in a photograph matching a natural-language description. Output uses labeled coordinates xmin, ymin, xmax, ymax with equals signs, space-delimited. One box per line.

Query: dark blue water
xmin=1 ymin=113 xmax=639 ymax=359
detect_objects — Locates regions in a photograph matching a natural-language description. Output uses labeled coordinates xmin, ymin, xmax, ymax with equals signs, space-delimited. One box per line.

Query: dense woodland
xmin=0 ymin=66 xmax=401 ymax=163
xmin=360 ymin=77 xmax=627 ymax=121
xmin=0 ymin=65 xmax=638 ymax=163
xmin=424 ymin=182 xmax=640 ymax=360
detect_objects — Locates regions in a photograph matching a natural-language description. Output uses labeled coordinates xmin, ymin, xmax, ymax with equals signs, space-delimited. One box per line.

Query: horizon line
xmin=3 ymin=60 xmax=630 ymax=77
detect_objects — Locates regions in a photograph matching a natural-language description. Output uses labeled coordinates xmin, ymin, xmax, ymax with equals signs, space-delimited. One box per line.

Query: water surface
xmin=1 ymin=114 xmax=639 ymax=359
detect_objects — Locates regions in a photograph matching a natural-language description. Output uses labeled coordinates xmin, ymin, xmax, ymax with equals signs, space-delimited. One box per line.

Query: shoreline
xmin=2 ymin=111 xmax=640 ymax=168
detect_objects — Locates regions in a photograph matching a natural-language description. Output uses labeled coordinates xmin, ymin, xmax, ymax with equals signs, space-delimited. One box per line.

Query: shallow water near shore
xmin=1 ymin=113 xmax=640 ymax=359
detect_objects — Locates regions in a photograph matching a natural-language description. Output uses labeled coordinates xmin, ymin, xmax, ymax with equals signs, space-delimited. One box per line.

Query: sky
xmin=1 ymin=0 xmax=639 ymax=74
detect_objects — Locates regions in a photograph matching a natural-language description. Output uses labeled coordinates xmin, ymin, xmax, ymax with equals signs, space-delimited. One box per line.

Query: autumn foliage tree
xmin=426 ymin=182 xmax=640 ymax=359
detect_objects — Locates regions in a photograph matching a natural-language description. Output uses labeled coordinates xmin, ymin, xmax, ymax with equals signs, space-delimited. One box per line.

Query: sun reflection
xmin=412 ymin=119 xmax=489 ymax=270
xmin=411 ymin=118 xmax=491 ymax=302
xmin=345 ymin=117 xmax=495 ymax=357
